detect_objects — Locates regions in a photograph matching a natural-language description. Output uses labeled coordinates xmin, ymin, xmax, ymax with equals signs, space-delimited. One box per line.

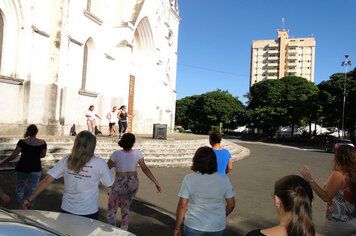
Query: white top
xmin=47 ymin=156 xmax=114 ymax=215
xmin=109 ymin=150 xmax=143 ymax=172
xmin=86 ymin=110 xmax=96 ymax=121
xmin=178 ymin=172 xmax=235 ymax=232
xmin=108 ymin=111 xmax=118 ymax=123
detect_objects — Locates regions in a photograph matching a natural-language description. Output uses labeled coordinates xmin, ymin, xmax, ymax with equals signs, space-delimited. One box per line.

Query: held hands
xmin=173 ymin=228 xmax=182 ymax=236
xmin=22 ymin=199 xmax=31 ymax=209
xmin=155 ymin=183 xmax=163 ymax=193
xmin=300 ymin=165 xmax=313 ymax=182
xmin=0 ymin=192 xmax=10 ymax=203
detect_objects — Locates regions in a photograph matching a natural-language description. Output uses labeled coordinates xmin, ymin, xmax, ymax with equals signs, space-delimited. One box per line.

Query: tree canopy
xmin=175 ymin=90 xmax=245 ymax=133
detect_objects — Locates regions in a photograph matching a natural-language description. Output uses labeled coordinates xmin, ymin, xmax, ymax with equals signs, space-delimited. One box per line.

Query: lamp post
xmin=341 ymin=55 xmax=352 ymax=138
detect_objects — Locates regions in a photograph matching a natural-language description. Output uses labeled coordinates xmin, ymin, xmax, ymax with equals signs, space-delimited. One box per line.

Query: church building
xmin=0 ymin=0 xmax=180 ymax=135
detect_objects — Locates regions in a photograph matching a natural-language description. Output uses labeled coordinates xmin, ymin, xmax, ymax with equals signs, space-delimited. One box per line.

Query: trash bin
xmin=153 ymin=124 xmax=167 ymax=139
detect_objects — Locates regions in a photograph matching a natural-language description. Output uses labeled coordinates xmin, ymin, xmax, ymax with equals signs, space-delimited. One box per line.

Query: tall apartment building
xmin=250 ymin=29 xmax=315 ymax=87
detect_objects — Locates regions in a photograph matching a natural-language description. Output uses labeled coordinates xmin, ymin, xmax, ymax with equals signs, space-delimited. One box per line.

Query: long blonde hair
xmin=67 ymin=131 xmax=96 ymax=173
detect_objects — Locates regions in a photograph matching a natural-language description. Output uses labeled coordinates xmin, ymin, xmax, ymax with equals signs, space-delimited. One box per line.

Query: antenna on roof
xmin=282 ymin=17 xmax=285 ymax=31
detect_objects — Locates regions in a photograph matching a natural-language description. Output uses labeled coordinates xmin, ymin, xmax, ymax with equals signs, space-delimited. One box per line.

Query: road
xmin=0 ymin=141 xmax=334 ymax=235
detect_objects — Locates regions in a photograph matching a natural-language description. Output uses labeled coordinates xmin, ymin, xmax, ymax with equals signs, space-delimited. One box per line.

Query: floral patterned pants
xmin=108 ymin=175 xmax=139 ymax=230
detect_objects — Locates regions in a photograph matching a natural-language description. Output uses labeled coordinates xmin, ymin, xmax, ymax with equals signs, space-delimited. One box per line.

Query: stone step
xmin=0 ymin=137 xmax=249 ymax=168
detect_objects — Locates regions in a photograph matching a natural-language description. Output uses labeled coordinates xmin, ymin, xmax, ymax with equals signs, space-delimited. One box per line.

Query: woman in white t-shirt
xmin=86 ymin=105 xmax=101 ymax=134
xmin=106 ymin=106 xmax=118 ymax=136
xmin=174 ymin=146 xmax=236 ymax=236
xmin=107 ymin=133 xmax=162 ymax=230
xmin=23 ymin=131 xmax=114 ymax=219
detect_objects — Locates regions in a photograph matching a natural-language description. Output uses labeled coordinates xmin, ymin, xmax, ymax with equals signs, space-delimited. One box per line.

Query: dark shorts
xmin=109 ymin=122 xmax=116 ymax=128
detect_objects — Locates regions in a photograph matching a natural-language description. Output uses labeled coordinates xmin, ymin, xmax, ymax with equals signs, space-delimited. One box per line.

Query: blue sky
xmin=176 ymin=0 xmax=356 ymax=104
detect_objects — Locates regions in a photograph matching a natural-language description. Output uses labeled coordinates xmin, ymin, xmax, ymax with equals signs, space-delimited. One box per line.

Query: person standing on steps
xmin=106 ymin=106 xmax=118 ymax=137
xmin=209 ymin=131 xmax=232 ymax=174
xmin=117 ymin=105 xmax=129 ymax=138
xmin=86 ymin=105 xmax=101 ymax=134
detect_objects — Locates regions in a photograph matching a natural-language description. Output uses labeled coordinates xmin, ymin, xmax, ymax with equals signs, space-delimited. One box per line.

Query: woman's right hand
xmin=300 ymin=165 xmax=313 ymax=182
xmin=155 ymin=183 xmax=162 ymax=193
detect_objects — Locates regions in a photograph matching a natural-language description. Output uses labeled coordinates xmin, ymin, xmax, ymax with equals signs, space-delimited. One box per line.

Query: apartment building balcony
xmin=268 ymin=44 xmax=279 ymax=48
xmin=286 ymin=68 xmax=297 ymax=73
xmin=287 ymin=50 xmax=297 ymax=55
xmin=286 ymin=61 xmax=297 ymax=66
xmin=266 ymin=75 xmax=278 ymax=80
xmin=267 ymin=50 xmax=279 ymax=55
xmin=267 ymin=62 xmax=278 ymax=67
xmin=287 ymin=55 xmax=297 ymax=60
xmin=267 ymin=69 xmax=278 ymax=73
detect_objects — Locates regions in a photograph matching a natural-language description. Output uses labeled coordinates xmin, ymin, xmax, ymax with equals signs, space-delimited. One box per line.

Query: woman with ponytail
xmin=0 ymin=124 xmax=46 ymax=208
xmin=245 ymin=175 xmax=321 ymax=236
xmin=300 ymin=145 xmax=356 ymax=236
xmin=23 ymin=131 xmax=114 ymax=219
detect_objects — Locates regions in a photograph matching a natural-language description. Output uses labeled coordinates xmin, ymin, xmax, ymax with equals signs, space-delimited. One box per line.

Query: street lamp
xmin=341 ymin=55 xmax=352 ymax=138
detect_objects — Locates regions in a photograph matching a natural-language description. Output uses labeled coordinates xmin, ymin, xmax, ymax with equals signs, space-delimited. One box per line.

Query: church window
xmin=87 ymin=0 xmax=92 ymax=12
xmin=81 ymin=43 xmax=88 ymax=90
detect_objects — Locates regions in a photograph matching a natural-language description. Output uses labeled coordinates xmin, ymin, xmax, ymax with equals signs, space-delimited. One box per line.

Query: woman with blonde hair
xmin=300 ymin=145 xmax=356 ymax=236
xmin=0 ymin=124 xmax=46 ymax=208
xmin=24 ymin=131 xmax=114 ymax=219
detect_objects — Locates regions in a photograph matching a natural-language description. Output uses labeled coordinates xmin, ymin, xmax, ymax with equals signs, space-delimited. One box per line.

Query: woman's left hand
xmin=22 ymin=199 xmax=31 ymax=209
xmin=173 ymin=228 xmax=181 ymax=236
xmin=300 ymin=165 xmax=313 ymax=182
xmin=155 ymin=183 xmax=162 ymax=193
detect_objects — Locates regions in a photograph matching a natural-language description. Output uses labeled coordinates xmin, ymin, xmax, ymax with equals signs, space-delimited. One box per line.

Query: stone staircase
xmin=0 ymin=137 xmax=249 ymax=169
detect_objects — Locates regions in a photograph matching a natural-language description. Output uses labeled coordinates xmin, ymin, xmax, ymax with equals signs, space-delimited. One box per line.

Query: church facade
xmin=0 ymin=0 xmax=180 ymax=135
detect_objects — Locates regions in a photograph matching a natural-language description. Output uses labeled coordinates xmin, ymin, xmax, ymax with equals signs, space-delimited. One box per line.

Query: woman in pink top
xmin=107 ymin=133 xmax=162 ymax=230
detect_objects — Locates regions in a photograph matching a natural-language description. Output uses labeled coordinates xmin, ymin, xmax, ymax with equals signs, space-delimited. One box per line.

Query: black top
xmin=245 ymin=229 xmax=266 ymax=236
xmin=119 ymin=111 xmax=127 ymax=122
xmin=15 ymin=139 xmax=47 ymax=172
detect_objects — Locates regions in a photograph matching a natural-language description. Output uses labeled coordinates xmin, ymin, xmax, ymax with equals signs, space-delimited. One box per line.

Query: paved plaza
xmin=0 ymin=136 xmax=333 ymax=235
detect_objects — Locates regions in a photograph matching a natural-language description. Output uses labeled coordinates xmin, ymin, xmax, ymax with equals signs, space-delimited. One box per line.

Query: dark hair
xmin=191 ymin=146 xmax=217 ymax=174
xmin=120 ymin=105 xmax=126 ymax=110
xmin=118 ymin=133 xmax=135 ymax=151
xmin=334 ymin=145 xmax=356 ymax=199
xmin=24 ymin=124 xmax=38 ymax=138
xmin=209 ymin=131 xmax=222 ymax=144
xmin=89 ymin=105 xmax=94 ymax=110
xmin=275 ymin=175 xmax=315 ymax=236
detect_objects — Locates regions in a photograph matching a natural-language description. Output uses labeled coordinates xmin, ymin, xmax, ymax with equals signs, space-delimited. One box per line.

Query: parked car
xmin=0 ymin=207 xmax=135 ymax=236
xmin=325 ymin=139 xmax=355 ymax=153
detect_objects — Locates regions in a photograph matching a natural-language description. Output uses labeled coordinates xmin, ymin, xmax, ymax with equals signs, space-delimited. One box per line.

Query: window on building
xmin=86 ymin=0 xmax=101 ymax=19
xmin=0 ymin=13 xmax=3 ymax=70
xmin=81 ymin=43 xmax=88 ymax=90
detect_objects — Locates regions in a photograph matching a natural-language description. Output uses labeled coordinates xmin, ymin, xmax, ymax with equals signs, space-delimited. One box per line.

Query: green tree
xmin=247 ymin=76 xmax=319 ymax=138
xmin=248 ymin=79 xmax=287 ymax=137
xmin=175 ymin=90 xmax=245 ymax=133
xmin=280 ymin=76 xmax=319 ymax=137
xmin=318 ymin=68 xmax=356 ymax=141
xmin=175 ymin=95 xmax=198 ymax=129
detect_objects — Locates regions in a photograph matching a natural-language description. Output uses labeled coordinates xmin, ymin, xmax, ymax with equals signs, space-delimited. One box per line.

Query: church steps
xmin=0 ymin=137 xmax=249 ymax=168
